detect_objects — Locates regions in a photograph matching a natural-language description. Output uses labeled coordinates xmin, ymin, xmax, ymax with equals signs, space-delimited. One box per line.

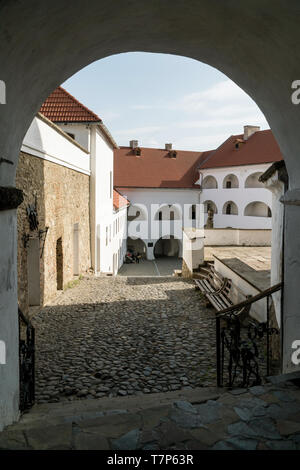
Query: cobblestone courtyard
xmin=32 ymin=276 xmax=217 ymax=404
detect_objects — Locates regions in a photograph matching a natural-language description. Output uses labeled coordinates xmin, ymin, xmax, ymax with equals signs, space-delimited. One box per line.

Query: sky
xmin=63 ymin=52 xmax=269 ymax=151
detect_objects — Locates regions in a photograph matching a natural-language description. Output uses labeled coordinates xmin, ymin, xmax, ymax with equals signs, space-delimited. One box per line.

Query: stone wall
xmin=16 ymin=152 xmax=91 ymax=314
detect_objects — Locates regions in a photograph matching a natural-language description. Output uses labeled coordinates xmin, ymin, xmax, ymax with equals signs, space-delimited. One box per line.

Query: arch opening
xmin=154 ymin=236 xmax=180 ymax=259
xmin=126 ymin=237 xmax=147 ymax=258
xmin=127 ymin=204 xmax=147 ymax=221
xmin=222 ymin=201 xmax=238 ymax=215
xmin=244 ymin=201 xmax=272 ymax=217
xmin=202 ymin=175 xmax=218 ymax=189
xmin=223 ymin=174 xmax=239 ymax=189
xmin=203 ymin=200 xmax=218 ymax=214
xmin=245 ymin=172 xmax=265 ymax=188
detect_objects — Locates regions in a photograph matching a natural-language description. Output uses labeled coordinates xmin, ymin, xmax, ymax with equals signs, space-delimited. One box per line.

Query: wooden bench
xmin=194 ymin=264 xmax=233 ymax=311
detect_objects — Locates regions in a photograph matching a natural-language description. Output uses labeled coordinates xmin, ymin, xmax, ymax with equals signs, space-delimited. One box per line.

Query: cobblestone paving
xmin=32 ymin=276 xmax=217 ymax=404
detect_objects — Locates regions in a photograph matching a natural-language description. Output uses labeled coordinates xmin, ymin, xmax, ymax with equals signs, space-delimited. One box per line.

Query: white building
xmin=114 ymin=142 xmax=211 ymax=260
xmin=115 ymin=127 xmax=283 ymax=260
xmin=197 ymin=126 xmax=283 ymax=230
xmin=40 ymin=86 xmax=129 ymax=275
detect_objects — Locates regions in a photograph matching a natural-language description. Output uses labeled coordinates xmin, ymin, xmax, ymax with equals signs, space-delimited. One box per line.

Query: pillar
xmin=0 ymin=187 xmax=23 ymax=430
xmin=281 ymin=189 xmax=300 ymax=373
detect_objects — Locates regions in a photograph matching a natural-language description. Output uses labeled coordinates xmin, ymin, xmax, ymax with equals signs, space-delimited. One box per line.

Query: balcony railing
xmin=19 ymin=307 xmax=35 ymax=411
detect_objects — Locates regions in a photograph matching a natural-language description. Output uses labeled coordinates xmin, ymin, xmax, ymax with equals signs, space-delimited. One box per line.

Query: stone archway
xmin=1 ymin=0 xmax=300 ymax=429
xmin=154 ymin=236 xmax=181 ymax=259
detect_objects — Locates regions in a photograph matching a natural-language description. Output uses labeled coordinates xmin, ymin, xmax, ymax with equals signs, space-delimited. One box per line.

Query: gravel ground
xmin=32 ymin=276 xmax=218 ymax=404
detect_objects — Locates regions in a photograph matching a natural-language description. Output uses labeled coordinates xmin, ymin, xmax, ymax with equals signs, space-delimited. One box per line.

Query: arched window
xmin=203 ymin=200 xmax=218 ymax=214
xmin=223 ymin=174 xmax=239 ymax=189
xmin=244 ymin=172 xmax=265 ymax=188
xmin=222 ymin=201 xmax=238 ymax=215
xmin=244 ymin=201 xmax=272 ymax=217
xmin=202 ymin=175 xmax=218 ymax=189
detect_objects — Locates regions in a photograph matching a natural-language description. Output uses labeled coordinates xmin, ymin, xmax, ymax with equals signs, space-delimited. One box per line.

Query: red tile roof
xmin=40 ymin=86 xmax=102 ymax=123
xmin=113 ymin=189 xmax=130 ymax=211
xmin=114 ymin=147 xmax=212 ymax=189
xmin=199 ymin=129 xmax=283 ymax=169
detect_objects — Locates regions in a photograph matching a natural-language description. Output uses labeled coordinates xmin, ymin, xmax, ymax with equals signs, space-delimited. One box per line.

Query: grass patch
xmin=64 ymin=278 xmax=81 ymax=291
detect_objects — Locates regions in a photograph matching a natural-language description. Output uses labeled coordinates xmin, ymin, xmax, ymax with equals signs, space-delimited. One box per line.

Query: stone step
xmin=267 ymin=370 xmax=300 ymax=386
xmin=13 ymin=387 xmax=223 ymax=431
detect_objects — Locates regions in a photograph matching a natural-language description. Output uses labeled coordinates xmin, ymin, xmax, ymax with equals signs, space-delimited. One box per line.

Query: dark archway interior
xmin=154 ymin=236 xmax=180 ymax=258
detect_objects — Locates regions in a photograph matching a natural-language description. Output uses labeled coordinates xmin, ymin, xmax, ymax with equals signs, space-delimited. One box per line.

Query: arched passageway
xmin=1 ymin=0 xmax=300 ymax=429
xmin=154 ymin=236 xmax=180 ymax=259
xmin=127 ymin=237 xmax=147 ymax=258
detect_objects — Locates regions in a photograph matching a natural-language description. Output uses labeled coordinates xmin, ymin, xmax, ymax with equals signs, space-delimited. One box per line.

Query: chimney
xmin=130 ymin=140 xmax=139 ymax=149
xmin=165 ymin=143 xmax=172 ymax=151
xmin=243 ymin=125 xmax=260 ymax=141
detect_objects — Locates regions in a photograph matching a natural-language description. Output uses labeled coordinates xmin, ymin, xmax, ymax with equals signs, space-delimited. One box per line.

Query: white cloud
xmin=118 ymin=79 xmax=269 ymax=150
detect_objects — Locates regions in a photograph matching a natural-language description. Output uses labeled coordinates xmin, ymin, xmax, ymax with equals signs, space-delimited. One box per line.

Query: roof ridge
xmin=118 ymin=145 xmax=208 ymax=154
xmin=198 ymin=134 xmax=234 ymax=169
xmin=57 ymin=86 xmax=102 ymax=122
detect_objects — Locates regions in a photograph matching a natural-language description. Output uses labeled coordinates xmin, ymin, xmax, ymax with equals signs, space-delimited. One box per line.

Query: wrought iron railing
xmin=18 ymin=307 xmax=35 ymax=411
xmin=216 ymin=283 xmax=282 ymax=388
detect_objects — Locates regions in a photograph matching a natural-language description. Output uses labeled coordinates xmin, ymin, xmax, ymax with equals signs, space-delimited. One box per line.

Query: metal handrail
xmin=216 ymin=282 xmax=283 ymax=317
xmin=18 ymin=307 xmax=35 ymax=411
xmin=216 ymin=282 xmax=282 ymax=388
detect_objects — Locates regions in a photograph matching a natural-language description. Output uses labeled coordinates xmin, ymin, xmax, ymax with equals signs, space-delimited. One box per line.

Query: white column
xmin=281 ymin=189 xmax=300 ymax=373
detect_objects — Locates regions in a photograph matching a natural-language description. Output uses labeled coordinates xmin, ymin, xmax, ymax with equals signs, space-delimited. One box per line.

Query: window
xmin=192 ymin=205 xmax=196 ymax=220
xmin=226 ymin=204 xmax=232 ymax=215
xmin=226 ymin=181 xmax=232 ymax=188
xmin=268 ymin=207 xmax=272 ymax=217
xmin=158 ymin=211 xmax=162 ymax=221
xmin=170 ymin=211 xmax=174 ymax=221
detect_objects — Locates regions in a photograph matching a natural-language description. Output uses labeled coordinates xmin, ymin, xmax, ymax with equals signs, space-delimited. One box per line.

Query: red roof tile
xmin=113 ymin=189 xmax=130 ymax=210
xmin=40 ymin=86 xmax=102 ymax=123
xmin=199 ymin=129 xmax=283 ymax=169
xmin=114 ymin=147 xmax=212 ymax=189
